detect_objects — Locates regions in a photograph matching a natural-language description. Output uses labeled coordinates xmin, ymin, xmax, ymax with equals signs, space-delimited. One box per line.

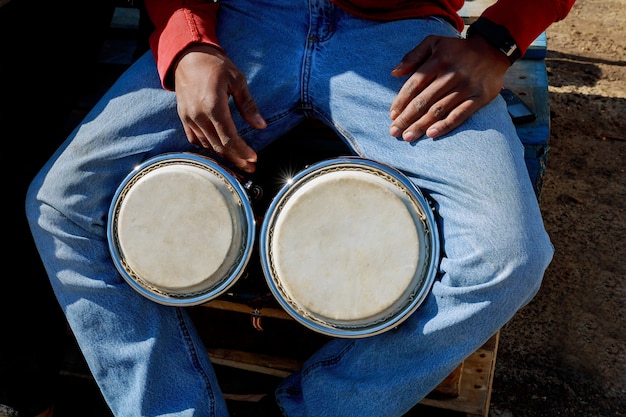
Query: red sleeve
xmin=144 ymin=0 xmax=222 ymax=90
xmin=480 ymin=0 xmax=576 ymax=54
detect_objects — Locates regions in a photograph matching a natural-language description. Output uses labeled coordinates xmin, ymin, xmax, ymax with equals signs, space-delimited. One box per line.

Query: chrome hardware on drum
xmin=107 ymin=153 xmax=255 ymax=306
xmin=259 ymin=157 xmax=440 ymax=338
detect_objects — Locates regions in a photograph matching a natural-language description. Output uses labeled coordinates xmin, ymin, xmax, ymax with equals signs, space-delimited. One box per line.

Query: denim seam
xmin=176 ymin=308 xmax=217 ymax=415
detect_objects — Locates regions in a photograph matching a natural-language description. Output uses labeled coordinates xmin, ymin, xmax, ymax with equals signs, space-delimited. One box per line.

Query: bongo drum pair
xmin=107 ymin=152 xmax=440 ymax=338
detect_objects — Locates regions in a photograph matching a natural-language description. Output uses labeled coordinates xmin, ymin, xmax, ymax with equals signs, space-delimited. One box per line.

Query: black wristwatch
xmin=466 ymin=17 xmax=522 ymax=65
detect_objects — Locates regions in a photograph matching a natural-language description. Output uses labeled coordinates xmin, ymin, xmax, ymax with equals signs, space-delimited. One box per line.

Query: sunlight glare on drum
xmin=275 ymin=165 xmax=298 ymax=187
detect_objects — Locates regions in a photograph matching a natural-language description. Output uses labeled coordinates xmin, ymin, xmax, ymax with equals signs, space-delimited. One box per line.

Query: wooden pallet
xmin=192 ymin=298 xmax=498 ymax=417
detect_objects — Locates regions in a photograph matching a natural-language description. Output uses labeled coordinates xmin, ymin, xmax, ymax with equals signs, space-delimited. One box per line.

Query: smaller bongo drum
xmin=259 ymin=157 xmax=440 ymax=338
xmin=107 ymin=153 xmax=255 ymax=306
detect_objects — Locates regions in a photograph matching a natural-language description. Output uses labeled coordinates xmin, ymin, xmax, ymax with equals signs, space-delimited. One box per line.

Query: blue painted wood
xmin=524 ymin=33 xmax=547 ymax=59
xmin=504 ymin=59 xmax=550 ymax=147
xmin=503 ymin=59 xmax=550 ymax=199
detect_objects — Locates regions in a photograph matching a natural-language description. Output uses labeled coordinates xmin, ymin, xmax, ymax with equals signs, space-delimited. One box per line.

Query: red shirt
xmin=144 ymin=0 xmax=575 ymax=90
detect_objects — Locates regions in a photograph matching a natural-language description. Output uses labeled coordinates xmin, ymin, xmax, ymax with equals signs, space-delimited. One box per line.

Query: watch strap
xmin=467 ymin=17 xmax=522 ymax=65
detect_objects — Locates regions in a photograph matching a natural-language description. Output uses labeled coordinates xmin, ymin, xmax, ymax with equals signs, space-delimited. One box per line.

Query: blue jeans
xmin=26 ymin=0 xmax=553 ymax=416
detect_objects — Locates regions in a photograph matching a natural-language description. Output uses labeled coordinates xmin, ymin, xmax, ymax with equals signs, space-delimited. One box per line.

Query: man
xmin=26 ymin=0 xmax=574 ymax=415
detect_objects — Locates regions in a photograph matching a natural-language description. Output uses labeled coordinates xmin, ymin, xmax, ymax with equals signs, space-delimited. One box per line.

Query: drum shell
xmin=259 ymin=157 xmax=440 ymax=338
xmin=107 ymin=153 xmax=256 ymax=306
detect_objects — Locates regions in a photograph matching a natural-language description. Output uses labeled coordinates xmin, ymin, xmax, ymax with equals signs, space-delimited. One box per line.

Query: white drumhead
xmin=260 ymin=157 xmax=439 ymax=337
xmin=108 ymin=153 xmax=255 ymax=306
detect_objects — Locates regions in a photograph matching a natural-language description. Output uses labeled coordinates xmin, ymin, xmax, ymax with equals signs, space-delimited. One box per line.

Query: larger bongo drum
xmin=107 ymin=153 xmax=256 ymax=306
xmin=259 ymin=157 xmax=439 ymax=338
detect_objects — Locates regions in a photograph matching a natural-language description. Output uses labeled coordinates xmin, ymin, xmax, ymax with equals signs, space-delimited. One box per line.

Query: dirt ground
xmin=487 ymin=0 xmax=626 ymax=416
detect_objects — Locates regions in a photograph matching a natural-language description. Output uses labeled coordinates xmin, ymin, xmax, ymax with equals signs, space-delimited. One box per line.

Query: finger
xmin=390 ymin=74 xmax=453 ymax=139
xmin=390 ymin=54 xmax=444 ymax=124
xmin=226 ymin=138 xmax=258 ymax=174
xmin=389 ymin=41 xmax=438 ymax=121
xmin=183 ymin=123 xmax=212 ymax=149
xmin=204 ymin=107 xmax=258 ymax=173
xmin=390 ymin=36 xmax=434 ymax=77
xmin=193 ymin=124 xmax=257 ymax=174
xmin=425 ymin=98 xmax=479 ymax=139
xmin=231 ymin=84 xmax=267 ymax=130
xmin=390 ymin=71 xmax=432 ymax=124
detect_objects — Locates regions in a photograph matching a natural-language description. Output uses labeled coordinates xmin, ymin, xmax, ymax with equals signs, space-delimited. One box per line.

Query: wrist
xmin=466 ymin=18 xmax=522 ymax=65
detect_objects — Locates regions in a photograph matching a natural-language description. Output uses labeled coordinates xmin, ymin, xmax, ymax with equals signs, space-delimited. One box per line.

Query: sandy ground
xmin=488 ymin=0 xmax=626 ymax=416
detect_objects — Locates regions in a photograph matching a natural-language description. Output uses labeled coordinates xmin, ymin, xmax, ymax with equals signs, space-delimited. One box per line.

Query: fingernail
xmin=254 ymin=114 xmax=267 ymax=128
xmin=403 ymin=131 xmax=415 ymax=142
xmin=427 ymin=127 xmax=439 ymax=138
xmin=390 ymin=126 xmax=401 ymax=137
xmin=390 ymin=110 xmax=398 ymax=120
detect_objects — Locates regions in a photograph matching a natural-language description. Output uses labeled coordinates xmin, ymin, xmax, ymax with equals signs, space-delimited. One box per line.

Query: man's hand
xmin=174 ymin=44 xmax=266 ymax=174
xmin=389 ymin=34 xmax=510 ymax=142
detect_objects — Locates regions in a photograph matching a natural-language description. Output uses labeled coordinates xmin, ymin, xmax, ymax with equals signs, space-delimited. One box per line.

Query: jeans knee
xmin=520 ymin=233 xmax=554 ymax=301
xmin=496 ymin=232 xmax=554 ymax=307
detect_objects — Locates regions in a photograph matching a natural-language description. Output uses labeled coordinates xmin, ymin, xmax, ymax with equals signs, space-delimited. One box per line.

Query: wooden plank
xmin=433 ymin=363 xmax=464 ymax=398
xmin=208 ymin=348 xmax=301 ymax=378
xmin=504 ymin=59 xmax=550 ymax=146
xmin=208 ymin=346 xmax=468 ymax=399
xmin=203 ymin=299 xmax=292 ymax=320
xmin=502 ymin=59 xmax=551 ymax=197
xmin=223 ymin=393 xmax=267 ymax=402
xmin=525 ymin=33 xmax=548 ymax=59
xmin=206 ymin=330 xmax=498 ymax=416
xmin=419 ymin=331 xmax=499 ymax=417
xmin=459 ymin=0 xmax=497 ymax=23
xmin=201 ymin=300 xmax=496 ymax=401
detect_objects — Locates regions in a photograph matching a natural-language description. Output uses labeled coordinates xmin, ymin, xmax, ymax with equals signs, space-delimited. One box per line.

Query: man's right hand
xmin=173 ymin=44 xmax=266 ymax=174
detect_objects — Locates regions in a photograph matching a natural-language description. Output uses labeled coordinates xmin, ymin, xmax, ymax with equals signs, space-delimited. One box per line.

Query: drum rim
xmin=107 ymin=152 xmax=256 ymax=306
xmin=259 ymin=156 xmax=440 ymax=338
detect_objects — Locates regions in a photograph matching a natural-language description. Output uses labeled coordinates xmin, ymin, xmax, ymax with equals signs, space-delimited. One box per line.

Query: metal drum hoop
xmin=107 ymin=152 xmax=256 ymax=306
xmin=259 ymin=156 xmax=440 ymax=338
